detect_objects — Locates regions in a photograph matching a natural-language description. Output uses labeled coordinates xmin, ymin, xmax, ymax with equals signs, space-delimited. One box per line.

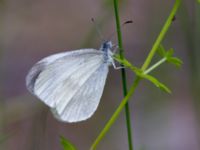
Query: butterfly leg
xmin=110 ymin=45 xmax=126 ymax=69
xmin=112 ymin=45 xmax=119 ymax=54
xmin=111 ymin=59 xmax=125 ymax=70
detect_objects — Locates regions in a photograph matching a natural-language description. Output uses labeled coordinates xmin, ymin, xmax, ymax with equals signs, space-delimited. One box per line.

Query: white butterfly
xmin=26 ymin=41 xmax=117 ymax=122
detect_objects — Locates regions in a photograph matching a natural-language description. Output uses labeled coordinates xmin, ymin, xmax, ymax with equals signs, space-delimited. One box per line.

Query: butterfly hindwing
xmin=52 ymin=63 xmax=109 ymax=122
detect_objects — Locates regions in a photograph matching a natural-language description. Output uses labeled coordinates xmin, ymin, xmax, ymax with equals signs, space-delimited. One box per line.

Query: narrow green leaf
xmin=157 ymin=44 xmax=166 ymax=57
xmin=60 ymin=136 xmax=77 ymax=150
xmin=167 ymin=57 xmax=183 ymax=67
xmin=165 ymin=48 xmax=174 ymax=58
xmin=140 ymin=73 xmax=171 ymax=93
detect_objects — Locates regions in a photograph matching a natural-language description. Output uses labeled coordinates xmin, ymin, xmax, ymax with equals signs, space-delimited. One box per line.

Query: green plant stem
xmin=113 ymin=0 xmax=133 ymax=150
xmin=90 ymin=0 xmax=181 ymax=149
xmin=144 ymin=57 xmax=167 ymax=74
xmin=90 ymin=77 xmax=140 ymax=150
xmin=141 ymin=0 xmax=181 ymax=71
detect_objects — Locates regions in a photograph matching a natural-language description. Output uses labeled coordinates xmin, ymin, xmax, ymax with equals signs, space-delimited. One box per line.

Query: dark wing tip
xmin=26 ymin=62 xmax=45 ymax=94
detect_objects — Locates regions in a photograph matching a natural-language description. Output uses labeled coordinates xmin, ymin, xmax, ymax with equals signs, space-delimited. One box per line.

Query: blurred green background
xmin=0 ymin=0 xmax=200 ymax=150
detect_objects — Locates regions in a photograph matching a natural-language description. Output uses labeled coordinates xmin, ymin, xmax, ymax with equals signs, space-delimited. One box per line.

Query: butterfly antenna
xmin=108 ymin=20 xmax=133 ymax=41
xmin=91 ymin=18 xmax=104 ymax=41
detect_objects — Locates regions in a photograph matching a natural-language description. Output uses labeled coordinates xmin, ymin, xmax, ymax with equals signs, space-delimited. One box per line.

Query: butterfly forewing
xmin=26 ymin=49 xmax=101 ymax=93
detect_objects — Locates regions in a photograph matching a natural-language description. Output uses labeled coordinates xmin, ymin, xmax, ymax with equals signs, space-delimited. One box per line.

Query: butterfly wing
xmin=26 ymin=49 xmax=98 ymax=93
xmin=26 ymin=48 xmax=110 ymax=122
xmin=52 ymin=63 xmax=109 ymax=122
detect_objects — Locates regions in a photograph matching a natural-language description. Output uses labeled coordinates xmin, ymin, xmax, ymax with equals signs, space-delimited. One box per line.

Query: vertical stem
xmin=90 ymin=78 xmax=140 ymax=150
xmin=113 ymin=0 xmax=133 ymax=150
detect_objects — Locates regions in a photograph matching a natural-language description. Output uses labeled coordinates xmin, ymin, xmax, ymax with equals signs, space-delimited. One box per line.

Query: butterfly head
xmin=100 ymin=41 xmax=114 ymax=65
xmin=100 ymin=41 xmax=113 ymax=52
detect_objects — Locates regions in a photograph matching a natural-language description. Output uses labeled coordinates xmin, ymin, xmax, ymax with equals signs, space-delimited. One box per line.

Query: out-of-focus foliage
xmin=60 ymin=136 xmax=77 ymax=150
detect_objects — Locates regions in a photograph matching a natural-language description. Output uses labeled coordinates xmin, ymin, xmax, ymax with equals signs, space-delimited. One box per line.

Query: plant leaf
xmin=140 ymin=73 xmax=171 ymax=93
xmin=157 ymin=44 xmax=166 ymax=57
xmin=157 ymin=45 xmax=183 ymax=68
xmin=60 ymin=136 xmax=77 ymax=150
xmin=165 ymin=48 xmax=174 ymax=58
xmin=167 ymin=57 xmax=183 ymax=67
